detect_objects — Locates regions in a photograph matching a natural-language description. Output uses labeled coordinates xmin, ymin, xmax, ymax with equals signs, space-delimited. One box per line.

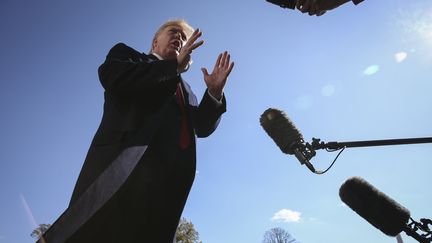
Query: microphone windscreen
xmin=339 ymin=177 xmax=410 ymax=237
xmin=260 ymin=108 xmax=303 ymax=155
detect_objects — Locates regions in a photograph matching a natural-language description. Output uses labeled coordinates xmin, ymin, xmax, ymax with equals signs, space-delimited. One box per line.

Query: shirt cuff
xmin=207 ymin=90 xmax=223 ymax=107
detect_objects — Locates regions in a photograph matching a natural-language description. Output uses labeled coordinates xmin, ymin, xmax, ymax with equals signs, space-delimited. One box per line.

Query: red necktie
xmin=175 ymin=84 xmax=190 ymax=150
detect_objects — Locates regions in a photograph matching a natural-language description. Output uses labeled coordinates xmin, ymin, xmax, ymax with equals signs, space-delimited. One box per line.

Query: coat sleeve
xmin=98 ymin=43 xmax=180 ymax=99
xmin=191 ymin=90 xmax=227 ymax=138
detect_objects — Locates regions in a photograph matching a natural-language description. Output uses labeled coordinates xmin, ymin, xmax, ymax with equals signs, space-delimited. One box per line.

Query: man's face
xmin=152 ymin=25 xmax=188 ymax=60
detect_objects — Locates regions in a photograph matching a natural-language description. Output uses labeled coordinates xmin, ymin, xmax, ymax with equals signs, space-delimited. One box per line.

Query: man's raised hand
xmin=201 ymin=51 xmax=235 ymax=100
xmin=177 ymin=29 xmax=204 ymax=73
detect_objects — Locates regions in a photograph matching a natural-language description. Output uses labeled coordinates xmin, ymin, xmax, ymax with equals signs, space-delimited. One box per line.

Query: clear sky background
xmin=1 ymin=0 xmax=431 ymax=242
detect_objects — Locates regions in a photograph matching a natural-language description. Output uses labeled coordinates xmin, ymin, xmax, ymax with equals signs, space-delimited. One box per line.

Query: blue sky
xmin=1 ymin=0 xmax=431 ymax=242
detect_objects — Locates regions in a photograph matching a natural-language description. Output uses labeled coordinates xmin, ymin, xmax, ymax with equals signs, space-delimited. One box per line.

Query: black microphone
xmin=260 ymin=108 xmax=316 ymax=172
xmin=266 ymin=0 xmax=297 ymax=9
xmin=339 ymin=177 xmax=411 ymax=237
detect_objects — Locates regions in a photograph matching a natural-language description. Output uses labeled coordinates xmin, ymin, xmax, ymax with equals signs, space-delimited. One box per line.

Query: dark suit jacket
xmin=38 ymin=43 xmax=226 ymax=243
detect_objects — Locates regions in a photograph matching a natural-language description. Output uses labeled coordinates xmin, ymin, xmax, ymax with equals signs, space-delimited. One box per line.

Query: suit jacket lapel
xmin=180 ymin=79 xmax=198 ymax=107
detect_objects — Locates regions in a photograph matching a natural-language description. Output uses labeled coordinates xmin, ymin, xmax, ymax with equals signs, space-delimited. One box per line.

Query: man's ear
xmin=152 ymin=38 xmax=158 ymax=51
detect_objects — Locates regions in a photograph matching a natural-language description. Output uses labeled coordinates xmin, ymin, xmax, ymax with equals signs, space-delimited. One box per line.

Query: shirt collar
xmin=151 ymin=52 xmax=163 ymax=60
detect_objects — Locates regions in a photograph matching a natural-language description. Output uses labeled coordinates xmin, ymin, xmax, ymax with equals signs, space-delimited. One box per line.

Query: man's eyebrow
xmin=169 ymin=26 xmax=182 ymax=32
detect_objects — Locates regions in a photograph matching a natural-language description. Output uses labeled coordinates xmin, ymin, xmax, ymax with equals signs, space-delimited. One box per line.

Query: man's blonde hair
xmin=150 ymin=19 xmax=194 ymax=53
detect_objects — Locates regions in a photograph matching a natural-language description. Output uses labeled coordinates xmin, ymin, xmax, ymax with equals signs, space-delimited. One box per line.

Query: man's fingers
xmin=180 ymin=29 xmax=203 ymax=55
xmin=190 ymin=40 xmax=204 ymax=52
xmin=201 ymin=67 xmax=209 ymax=77
xmin=224 ymin=53 xmax=231 ymax=69
xmin=186 ymin=29 xmax=202 ymax=47
xmin=207 ymin=52 xmax=234 ymax=80
xmin=214 ymin=53 xmax=222 ymax=69
xmin=189 ymin=28 xmax=201 ymax=40
xmin=220 ymin=51 xmax=228 ymax=68
xmin=191 ymin=28 xmax=200 ymax=35
xmin=226 ymin=62 xmax=234 ymax=77
xmin=222 ymin=52 xmax=231 ymax=69
xmin=191 ymin=31 xmax=203 ymax=43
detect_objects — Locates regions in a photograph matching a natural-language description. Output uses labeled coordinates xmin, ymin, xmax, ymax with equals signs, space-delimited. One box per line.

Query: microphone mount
xmin=297 ymin=137 xmax=432 ymax=174
xmin=404 ymin=217 xmax=432 ymax=243
xmin=291 ymin=140 xmax=316 ymax=172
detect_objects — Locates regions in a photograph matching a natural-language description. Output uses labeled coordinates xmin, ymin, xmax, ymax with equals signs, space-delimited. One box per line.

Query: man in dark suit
xmin=38 ymin=19 xmax=234 ymax=243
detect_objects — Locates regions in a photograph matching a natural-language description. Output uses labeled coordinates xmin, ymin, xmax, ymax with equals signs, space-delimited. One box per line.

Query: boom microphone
xmin=260 ymin=108 xmax=316 ymax=172
xmin=339 ymin=177 xmax=411 ymax=237
xmin=260 ymin=108 xmax=303 ymax=155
